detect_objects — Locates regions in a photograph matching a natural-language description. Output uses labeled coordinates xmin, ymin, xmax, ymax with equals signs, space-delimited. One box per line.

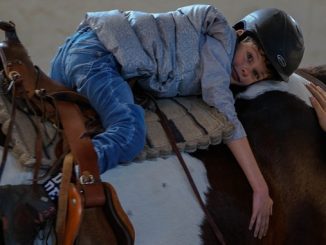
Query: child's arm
xmin=227 ymin=137 xmax=273 ymax=239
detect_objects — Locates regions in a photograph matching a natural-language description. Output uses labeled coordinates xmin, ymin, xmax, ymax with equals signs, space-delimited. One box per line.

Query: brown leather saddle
xmin=0 ymin=20 xmax=134 ymax=244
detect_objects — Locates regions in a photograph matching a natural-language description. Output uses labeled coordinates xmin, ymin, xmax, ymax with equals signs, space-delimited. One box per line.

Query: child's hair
xmin=241 ymin=36 xmax=279 ymax=81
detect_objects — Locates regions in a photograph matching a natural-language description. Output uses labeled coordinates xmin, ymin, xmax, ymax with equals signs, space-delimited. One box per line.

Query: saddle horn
xmin=0 ymin=20 xmax=32 ymax=65
xmin=0 ymin=20 xmax=20 ymax=43
xmin=0 ymin=20 xmax=94 ymax=102
xmin=0 ymin=20 xmax=38 ymax=97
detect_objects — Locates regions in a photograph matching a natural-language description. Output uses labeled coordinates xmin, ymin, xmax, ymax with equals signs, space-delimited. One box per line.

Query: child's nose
xmin=241 ymin=67 xmax=249 ymax=77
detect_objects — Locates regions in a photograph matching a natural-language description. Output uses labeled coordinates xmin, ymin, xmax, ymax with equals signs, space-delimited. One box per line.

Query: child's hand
xmin=306 ymin=82 xmax=326 ymax=132
xmin=249 ymin=189 xmax=273 ymax=239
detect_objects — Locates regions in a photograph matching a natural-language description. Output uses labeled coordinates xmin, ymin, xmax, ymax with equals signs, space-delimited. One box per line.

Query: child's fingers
xmin=249 ymin=192 xmax=273 ymax=239
xmin=260 ymin=215 xmax=269 ymax=239
xmin=249 ymin=210 xmax=270 ymax=239
xmin=253 ymin=215 xmax=261 ymax=238
xmin=249 ymin=212 xmax=257 ymax=231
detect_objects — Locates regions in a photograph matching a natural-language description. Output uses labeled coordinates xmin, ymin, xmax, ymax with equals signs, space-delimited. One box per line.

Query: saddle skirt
xmin=0 ymin=93 xmax=234 ymax=167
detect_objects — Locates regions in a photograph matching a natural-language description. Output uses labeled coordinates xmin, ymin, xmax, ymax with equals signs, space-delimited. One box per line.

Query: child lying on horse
xmin=0 ymin=4 xmax=305 ymax=243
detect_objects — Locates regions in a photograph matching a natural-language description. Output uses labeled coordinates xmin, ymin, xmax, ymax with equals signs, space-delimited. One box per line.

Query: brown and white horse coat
xmin=1 ymin=71 xmax=325 ymax=244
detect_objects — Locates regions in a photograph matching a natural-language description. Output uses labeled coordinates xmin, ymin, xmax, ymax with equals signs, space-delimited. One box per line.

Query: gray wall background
xmin=0 ymin=0 xmax=324 ymax=73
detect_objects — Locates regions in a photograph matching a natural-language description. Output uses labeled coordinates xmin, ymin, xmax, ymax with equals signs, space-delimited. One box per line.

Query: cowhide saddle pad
xmin=0 ymin=94 xmax=234 ymax=167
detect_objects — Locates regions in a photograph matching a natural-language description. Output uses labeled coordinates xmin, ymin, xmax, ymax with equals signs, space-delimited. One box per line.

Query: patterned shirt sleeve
xmin=200 ymin=36 xmax=247 ymax=141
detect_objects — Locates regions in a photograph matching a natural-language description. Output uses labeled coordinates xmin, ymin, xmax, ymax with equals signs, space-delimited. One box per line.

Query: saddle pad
xmin=136 ymin=96 xmax=234 ymax=161
xmin=0 ymin=94 xmax=234 ymax=166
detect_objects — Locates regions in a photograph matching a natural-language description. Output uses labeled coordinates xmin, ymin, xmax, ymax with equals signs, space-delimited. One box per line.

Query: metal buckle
xmin=0 ymin=70 xmax=21 ymax=94
xmin=79 ymin=172 xmax=95 ymax=185
xmin=8 ymin=70 xmax=20 ymax=81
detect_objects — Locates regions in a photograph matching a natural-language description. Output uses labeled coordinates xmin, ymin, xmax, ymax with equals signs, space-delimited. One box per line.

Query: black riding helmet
xmin=233 ymin=8 xmax=305 ymax=81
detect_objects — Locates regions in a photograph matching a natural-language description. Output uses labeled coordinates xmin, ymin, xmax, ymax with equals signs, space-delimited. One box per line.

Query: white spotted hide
xmin=0 ymin=147 xmax=210 ymax=245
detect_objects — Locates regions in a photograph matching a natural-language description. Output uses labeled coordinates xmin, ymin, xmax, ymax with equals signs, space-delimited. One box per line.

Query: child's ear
xmin=236 ymin=29 xmax=245 ymax=37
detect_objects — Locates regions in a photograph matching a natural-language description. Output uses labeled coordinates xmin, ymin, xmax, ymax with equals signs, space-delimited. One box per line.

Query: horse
xmin=99 ymin=70 xmax=326 ymax=245
xmin=194 ymin=70 xmax=326 ymax=244
xmin=0 ymin=20 xmax=325 ymax=244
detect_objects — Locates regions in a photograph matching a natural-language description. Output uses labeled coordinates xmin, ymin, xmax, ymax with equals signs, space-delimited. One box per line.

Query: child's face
xmin=231 ymin=38 xmax=270 ymax=86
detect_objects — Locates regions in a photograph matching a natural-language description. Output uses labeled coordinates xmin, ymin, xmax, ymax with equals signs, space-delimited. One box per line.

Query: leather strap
xmin=57 ymin=101 xmax=105 ymax=207
xmin=63 ymin=183 xmax=83 ymax=245
xmin=56 ymin=153 xmax=74 ymax=244
xmin=153 ymin=98 xmax=226 ymax=245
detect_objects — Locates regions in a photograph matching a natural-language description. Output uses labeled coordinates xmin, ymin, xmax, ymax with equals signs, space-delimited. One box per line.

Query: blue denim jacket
xmin=79 ymin=4 xmax=246 ymax=141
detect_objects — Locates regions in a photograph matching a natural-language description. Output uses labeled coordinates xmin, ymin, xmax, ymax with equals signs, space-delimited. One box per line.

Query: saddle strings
xmin=17 ymin=71 xmax=44 ymax=185
xmin=33 ymin=67 xmax=61 ymax=149
xmin=0 ymin=65 xmax=61 ymax=184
